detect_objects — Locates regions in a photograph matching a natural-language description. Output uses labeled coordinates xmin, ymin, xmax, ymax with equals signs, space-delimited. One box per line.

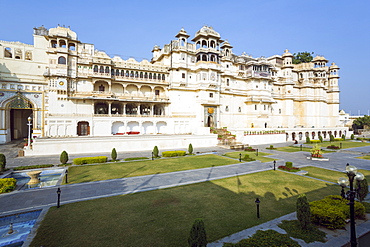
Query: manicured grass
xmin=67 ymin=154 xmax=238 ymax=184
xmin=276 ymin=141 xmax=370 ymax=153
xmin=275 ymin=146 xmax=334 ymax=154
xmin=357 ymin=155 xmax=370 ymax=160
xmin=224 ymin=151 xmax=275 ymax=163
xmin=301 ymin=166 xmax=370 ymax=183
xmin=31 ymin=170 xmax=340 ymax=247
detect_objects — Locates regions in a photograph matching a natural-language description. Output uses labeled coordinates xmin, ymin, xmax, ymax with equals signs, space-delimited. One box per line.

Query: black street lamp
xmin=65 ymin=170 xmax=68 ymax=184
xmin=273 ymin=160 xmax=276 ymax=171
xmin=255 ymin=198 xmax=260 ymax=218
xmin=239 ymin=153 xmax=242 ymax=162
xmin=337 ymin=164 xmax=365 ymax=247
xmin=300 ymin=144 xmax=303 ymax=151
xmin=151 ymin=152 xmax=154 ymax=160
xmin=256 ymin=149 xmax=259 ymax=156
xmin=340 ymin=143 xmax=343 ymax=149
xmin=57 ymin=187 xmax=61 ymax=208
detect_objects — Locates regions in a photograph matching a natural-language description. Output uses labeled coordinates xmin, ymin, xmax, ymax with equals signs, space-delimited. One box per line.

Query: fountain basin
xmin=5 ymin=169 xmax=64 ymax=190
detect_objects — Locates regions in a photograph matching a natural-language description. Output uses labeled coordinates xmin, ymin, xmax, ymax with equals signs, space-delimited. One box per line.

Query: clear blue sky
xmin=1 ymin=0 xmax=369 ymax=115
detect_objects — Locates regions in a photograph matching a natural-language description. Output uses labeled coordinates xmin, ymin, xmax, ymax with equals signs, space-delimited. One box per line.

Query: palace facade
xmin=0 ymin=25 xmax=346 ymax=146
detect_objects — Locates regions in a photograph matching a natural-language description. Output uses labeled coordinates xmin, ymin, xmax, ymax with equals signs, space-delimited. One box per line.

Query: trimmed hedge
xmin=310 ymin=140 xmax=321 ymax=143
xmin=242 ymin=154 xmax=255 ymax=162
xmin=310 ymin=195 xmax=365 ymax=229
xmin=223 ymin=229 xmax=300 ymax=247
xmin=13 ymin=164 xmax=54 ymax=171
xmin=73 ymin=156 xmax=108 ymax=165
xmin=285 ymin=162 xmax=293 ymax=168
xmin=124 ymin=157 xmax=149 ymax=161
xmin=162 ymin=151 xmax=186 ymax=157
xmin=334 ymin=138 xmax=343 ymax=141
xmin=0 ymin=178 xmax=17 ymax=193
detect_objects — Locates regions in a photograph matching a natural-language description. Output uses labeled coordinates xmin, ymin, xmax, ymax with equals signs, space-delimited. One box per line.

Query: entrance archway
xmin=77 ymin=121 xmax=90 ymax=136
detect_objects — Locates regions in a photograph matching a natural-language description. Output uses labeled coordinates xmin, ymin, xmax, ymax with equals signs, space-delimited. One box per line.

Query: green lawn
xmin=275 ymin=146 xmax=334 ymax=154
xmin=31 ymin=170 xmax=340 ymax=247
xmin=357 ymin=155 xmax=370 ymax=160
xmin=301 ymin=166 xmax=370 ymax=183
xmin=67 ymin=154 xmax=238 ymax=184
xmin=224 ymin=151 xmax=275 ymax=163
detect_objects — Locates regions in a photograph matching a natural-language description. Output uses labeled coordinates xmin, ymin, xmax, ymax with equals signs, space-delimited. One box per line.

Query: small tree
xmin=188 ymin=218 xmax=207 ymax=247
xmin=351 ymin=134 xmax=355 ymax=140
xmin=341 ymin=134 xmax=345 ymax=140
xmin=297 ymin=194 xmax=311 ymax=230
xmin=111 ymin=148 xmax=117 ymax=161
xmin=0 ymin=153 xmax=6 ymax=172
xmin=188 ymin=143 xmax=193 ymax=155
xmin=60 ymin=151 xmax=69 ymax=165
xmin=319 ymin=135 xmax=323 ymax=142
xmin=153 ymin=146 xmax=159 ymax=158
xmin=356 ymin=179 xmax=369 ymax=202
xmin=330 ymin=134 xmax=335 ymax=142
xmin=306 ymin=136 xmax=311 ymax=144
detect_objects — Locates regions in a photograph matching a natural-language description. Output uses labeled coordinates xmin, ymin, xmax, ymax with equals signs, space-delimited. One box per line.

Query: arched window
xmin=162 ymin=74 xmax=165 ymax=80
xmin=4 ymin=47 xmax=12 ymax=58
xmin=210 ymin=40 xmax=215 ymax=48
xmin=68 ymin=43 xmax=76 ymax=51
xmin=51 ymin=40 xmax=57 ymax=48
xmin=58 ymin=56 xmax=66 ymax=64
xmin=111 ymin=69 xmax=115 ymax=76
xmin=153 ymin=73 xmax=156 ymax=79
xmin=100 ymin=66 xmax=104 ymax=73
xmin=180 ymin=38 xmax=185 ymax=46
xmin=196 ymin=41 xmax=200 ymax=49
xmin=130 ymin=71 xmax=134 ymax=77
xmin=149 ymin=73 xmax=152 ymax=79
xmin=25 ymin=51 xmax=32 ymax=60
xmin=202 ymin=55 xmax=207 ymax=61
xmin=121 ymin=70 xmax=124 ymax=76
xmin=140 ymin=72 xmax=143 ymax=78
xmin=59 ymin=40 xmax=66 ymax=48
xmin=116 ymin=70 xmax=119 ymax=76
xmin=93 ymin=65 xmax=98 ymax=72
xmin=144 ymin=72 xmax=148 ymax=79
xmin=126 ymin=71 xmax=129 ymax=77
xmin=225 ymin=49 xmax=229 ymax=56
xmin=135 ymin=72 xmax=138 ymax=78
xmin=202 ymin=40 xmax=207 ymax=48
xmin=105 ymin=67 xmax=110 ymax=74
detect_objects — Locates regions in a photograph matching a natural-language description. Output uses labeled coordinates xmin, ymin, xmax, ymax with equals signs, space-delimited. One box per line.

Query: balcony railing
xmin=71 ymin=91 xmax=170 ymax=102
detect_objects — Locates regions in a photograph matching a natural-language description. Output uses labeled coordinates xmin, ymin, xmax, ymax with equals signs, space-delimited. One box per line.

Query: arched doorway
xmin=77 ymin=121 xmax=90 ymax=136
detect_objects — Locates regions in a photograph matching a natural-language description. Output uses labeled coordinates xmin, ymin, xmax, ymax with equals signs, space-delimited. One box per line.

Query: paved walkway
xmin=1 ymin=141 xmax=370 ymax=246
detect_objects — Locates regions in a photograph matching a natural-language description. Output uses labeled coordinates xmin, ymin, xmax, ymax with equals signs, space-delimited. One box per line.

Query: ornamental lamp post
xmin=57 ymin=187 xmax=61 ymax=208
xmin=151 ymin=152 xmax=154 ymax=160
xmin=337 ymin=164 xmax=365 ymax=247
xmin=239 ymin=153 xmax=242 ymax=162
xmin=255 ymin=198 xmax=260 ymax=218
xmin=65 ymin=170 xmax=68 ymax=184
xmin=273 ymin=160 xmax=276 ymax=171
xmin=256 ymin=149 xmax=259 ymax=156
xmin=27 ymin=117 xmax=32 ymax=150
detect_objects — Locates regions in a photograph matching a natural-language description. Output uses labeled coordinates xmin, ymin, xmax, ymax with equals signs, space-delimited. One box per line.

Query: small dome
xmin=312 ymin=55 xmax=328 ymax=62
xmin=330 ymin=62 xmax=339 ymax=69
xmin=48 ymin=26 xmax=77 ymax=40
xmin=195 ymin=25 xmax=220 ymax=38
xmin=175 ymin=28 xmax=190 ymax=38
xmin=282 ymin=49 xmax=293 ymax=57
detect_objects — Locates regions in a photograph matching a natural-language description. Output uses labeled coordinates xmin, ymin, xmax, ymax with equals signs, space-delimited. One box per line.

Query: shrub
xmin=356 ymin=179 xmax=369 ymax=202
xmin=319 ymin=135 xmax=323 ymax=142
xmin=351 ymin=134 xmax=355 ymax=140
xmin=341 ymin=134 xmax=345 ymax=140
xmin=111 ymin=148 xmax=117 ymax=161
xmin=244 ymin=147 xmax=256 ymax=152
xmin=60 ymin=151 xmax=69 ymax=165
xmin=327 ymin=145 xmax=340 ymax=149
xmin=188 ymin=143 xmax=193 ymax=155
xmin=310 ymin=195 xmax=365 ymax=229
xmin=0 ymin=178 xmax=16 ymax=193
xmin=73 ymin=156 xmax=108 ymax=165
xmin=285 ymin=161 xmax=293 ymax=168
xmin=278 ymin=220 xmax=326 ymax=243
xmin=13 ymin=164 xmax=54 ymax=171
xmin=266 ymin=145 xmax=276 ymax=150
xmin=330 ymin=134 xmax=335 ymax=142
xmin=334 ymin=138 xmax=343 ymax=141
xmin=363 ymin=202 xmax=370 ymax=213
xmin=162 ymin=151 xmax=186 ymax=157
xmin=242 ymin=154 xmax=256 ymax=162
xmin=153 ymin=146 xmax=159 ymax=158
xmin=297 ymin=194 xmax=311 ymax=229
xmin=223 ymin=229 xmax=300 ymax=247
xmin=0 ymin=153 xmax=6 ymax=172
xmin=188 ymin=218 xmax=207 ymax=247
xmin=310 ymin=140 xmax=321 ymax=143
xmin=306 ymin=136 xmax=311 ymax=143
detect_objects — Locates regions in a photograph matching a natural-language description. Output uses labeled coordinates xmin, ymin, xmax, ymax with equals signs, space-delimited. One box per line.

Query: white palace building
xmin=0 ymin=25 xmax=348 ymax=155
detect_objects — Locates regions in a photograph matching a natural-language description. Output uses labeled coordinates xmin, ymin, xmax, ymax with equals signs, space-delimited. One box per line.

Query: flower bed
xmin=278 ymin=165 xmax=300 ymax=172
xmin=327 ymin=145 xmax=340 ymax=149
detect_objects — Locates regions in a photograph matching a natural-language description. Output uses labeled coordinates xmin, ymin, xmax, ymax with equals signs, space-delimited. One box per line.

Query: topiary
xmin=188 ymin=143 xmax=193 ymax=155
xmin=153 ymin=146 xmax=159 ymax=158
xmin=60 ymin=151 xmax=69 ymax=165
xmin=341 ymin=134 xmax=345 ymax=140
xmin=306 ymin=136 xmax=311 ymax=143
xmin=297 ymin=194 xmax=311 ymax=230
xmin=285 ymin=162 xmax=293 ymax=168
xmin=351 ymin=134 xmax=355 ymax=140
xmin=356 ymin=179 xmax=369 ymax=202
xmin=111 ymin=148 xmax=117 ymax=161
xmin=188 ymin=218 xmax=207 ymax=247
xmin=319 ymin=135 xmax=323 ymax=142
xmin=330 ymin=134 xmax=335 ymax=142
xmin=0 ymin=153 xmax=6 ymax=172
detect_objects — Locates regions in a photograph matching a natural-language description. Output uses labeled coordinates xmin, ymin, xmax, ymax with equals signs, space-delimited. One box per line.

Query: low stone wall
xmin=24 ymin=134 xmax=218 ymax=156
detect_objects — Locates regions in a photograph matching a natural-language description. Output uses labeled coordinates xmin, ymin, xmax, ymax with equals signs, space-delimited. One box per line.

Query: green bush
xmin=188 ymin=143 xmax=193 ymax=155
xmin=124 ymin=157 xmax=149 ymax=161
xmin=362 ymin=202 xmax=370 ymax=213
xmin=153 ymin=146 xmax=159 ymax=158
xmin=310 ymin=195 xmax=365 ymax=229
xmin=111 ymin=148 xmax=117 ymax=161
xmin=356 ymin=179 xmax=369 ymax=202
xmin=223 ymin=229 xmax=300 ymax=247
xmin=319 ymin=135 xmax=323 ymax=142
xmin=0 ymin=178 xmax=16 ymax=193
xmin=188 ymin=218 xmax=207 ymax=247
xmin=351 ymin=134 xmax=355 ymax=140
xmin=278 ymin=220 xmax=326 ymax=243
xmin=306 ymin=136 xmax=311 ymax=143
xmin=242 ymin=154 xmax=256 ymax=162
xmin=341 ymin=134 xmax=345 ymax=140
xmin=73 ymin=156 xmax=108 ymax=165
xmin=0 ymin=153 xmax=6 ymax=172
xmin=334 ymin=138 xmax=343 ymax=141
xmin=13 ymin=164 xmax=54 ymax=171
xmin=60 ymin=151 xmax=69 ymax=165
xmin=310 ymin=140 xmax=321 ymax=143
xmin=285 ymin=161 xmax=293 ymax=168
xmin=330 ymin=135 xmax=335 ymax=142
xmin=297 ymin=194 xmax=311 ymax=229
xmin=162 ymin=151 xmax=186 ymax=157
